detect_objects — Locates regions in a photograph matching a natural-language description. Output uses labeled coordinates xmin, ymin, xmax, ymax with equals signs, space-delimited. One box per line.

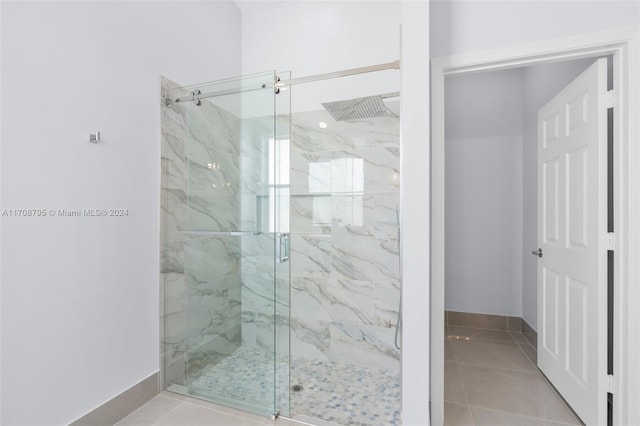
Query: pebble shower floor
xmin=188 ymin=347 xmax=401 ymax=426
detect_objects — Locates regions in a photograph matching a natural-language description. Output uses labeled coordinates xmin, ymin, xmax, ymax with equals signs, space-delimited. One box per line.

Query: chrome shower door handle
xmin=531 ymin=248 xmax=543 ymax=258
xmin=277 ymin=233 xmax=289 ymax=263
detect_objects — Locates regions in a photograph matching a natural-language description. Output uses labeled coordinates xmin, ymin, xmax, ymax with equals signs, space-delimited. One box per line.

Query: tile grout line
xmin=446 ymin=328 xmax=475 ymax=424
xmin=447 ymin=324 xmax=511 ymax=333
xmin=454 ymin=360 xmax=540 ymax=375
xmin=115 ymin=395 xmax=182 ymax=426
xmin=451 ymin=331 xmax=540 ymax=375
xmin=509 ymin=338 xmax=583 ymax=426
xmin=158 ymin=392 xmax=266 ymax=425
xmin=148 ymin=398 xmax=186 ymax=426
xmin=511 ymin=334 xmax=538 ymax=370
xmin=537 ymin=370 xmax=584 ymax=426
xmin=450 ymin=339 xmax=475 ymax=426
xmin=464 ymin=404 xmax=580 ymax=426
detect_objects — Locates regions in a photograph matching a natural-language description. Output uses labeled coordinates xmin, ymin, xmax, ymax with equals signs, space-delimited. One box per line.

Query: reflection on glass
xmin=268 ymin=138 xmax=290 ymax=233
xmin=307 ymin=156 xmax=365 ymax=227
xmin=312 ymin=196 xmax=331 ymax=226
xmin=332 ymin=157 xmax=364 ymax=193
xmin=308 ymin=161 xmax=331 ymax=193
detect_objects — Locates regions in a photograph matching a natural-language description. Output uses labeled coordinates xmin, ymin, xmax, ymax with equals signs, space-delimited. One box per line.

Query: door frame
xmin=430 ymin=26 xmax=640 ymax=426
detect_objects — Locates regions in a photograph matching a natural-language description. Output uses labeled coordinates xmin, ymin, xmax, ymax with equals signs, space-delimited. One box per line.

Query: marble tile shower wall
xmin=287 ymin=109 xmax=401 ymax=373
xmin=161 ymin=77 xmax=243 ymax=388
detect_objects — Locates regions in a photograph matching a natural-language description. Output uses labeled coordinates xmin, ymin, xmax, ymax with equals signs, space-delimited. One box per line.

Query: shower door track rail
xmin=167 ymin=85 xmax=269 ymax=105
xmin=275 ymin=60 xmax=400 ymax=88
xmin=166 ymin=60 xmax=400 ymax=104
xmin=178 ymin=230 xmax=261 ymax=236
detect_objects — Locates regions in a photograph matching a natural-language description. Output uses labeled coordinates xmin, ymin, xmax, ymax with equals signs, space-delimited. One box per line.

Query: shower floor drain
xmin=291 ymin=384 xmax=304 ymax=392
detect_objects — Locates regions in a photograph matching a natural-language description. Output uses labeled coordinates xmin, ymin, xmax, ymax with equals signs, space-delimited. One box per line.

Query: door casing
xmin=430 ymin=26 xmax=640 ymax=426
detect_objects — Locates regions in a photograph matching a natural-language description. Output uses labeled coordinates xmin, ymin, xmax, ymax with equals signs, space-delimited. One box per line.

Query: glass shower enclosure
xmin=161 ymin=65 xmax=402 ymax=426
xmin=160 ymin=70 xmax=291 ymax=417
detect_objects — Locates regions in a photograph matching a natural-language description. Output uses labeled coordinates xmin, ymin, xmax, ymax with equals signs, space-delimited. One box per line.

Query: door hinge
xmin=606 ymin=90 xmax=615 ymax=109
xmin=608 ymin=374 xmax=615 ymax=393
xmin=607 ymin=232 xmax=616 ymax=250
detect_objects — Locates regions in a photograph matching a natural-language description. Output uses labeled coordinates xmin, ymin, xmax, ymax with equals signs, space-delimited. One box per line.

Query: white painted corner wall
xmin=443 ymin=59 xmax=595 ymax=324
xmin=433 ymin=0 xmax=639 ymax=335
xmin=430 ymin=0 xmax=640 ymax=58
xmin=0 ymin=2 xmax=241 ymax=424
xmin=444 ymin=68 xmax=524 ymax=318
xmin=399 ymin=2 xmax=430 ymax=424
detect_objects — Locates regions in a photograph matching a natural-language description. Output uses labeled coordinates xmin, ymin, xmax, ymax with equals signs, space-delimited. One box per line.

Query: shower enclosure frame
xmin=160 ymin=58 xmax=403 ymax=423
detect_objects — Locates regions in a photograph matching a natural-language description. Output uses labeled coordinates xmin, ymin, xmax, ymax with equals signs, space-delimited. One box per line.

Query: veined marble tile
xmin=163 ymin=309 xmax=188 ymax=348
xmin=290 ymin=151 xmax=332 ymax=195
xmin=274 ymin=263 xmax=290 ymax=304
xmin=184 ymin=237 xmax=240 ymax=283
xmin=240 ymin=233 xmax=276 ymax=275
xmin=185 ymin=276 xmax=241 ymax=339
xmin=331 ymin=194 xmax=375 ymax=237
xmin=330 ymin=323 xmax=400 ymax=373
xmin=185 ymin=137 xmax=241 ymax=194
xmin=161 ymin=98 xmax=190 ymax=143
xmin=161 ymin=132 xmax=186 ymax=191
xmin=372 ymin=113 xmax=400 ymax=148
xmin=291 ymin=317 xmax=331 ymax=361
xmin=332 ymin=148 xmax=399 ymax=194
xmin=241 ymin=310 xmax=274 ymax=352
xmin=161 ymin=241 xmax=185 ymax=274
xmin=241 ymin=311 xmax=258 ymax=347
xmin=239 ymin=193 xmax=259 ymax=232
xmin=373 ymin=192 xmax=400 ymax=239
xmin=186 ymin=190 xmax=240 ymax=232
xmin=241 ymin=273 xmax=277 ymax=313
xmin=374 ymin=281 xmax=401 ymax=328
xmin=161 ymin=76 xmax=190 ymax=101
xmin=275 ymin=313 xmax=290 ymax=357
xmin=163 ymin=272 xmax=186 ymax=315
xmin=163 ymin=353 xmax=186 ymax=387
xmin=331 ymin=236 xmax=399 ymax=283
xmin=185 ymin=325 xmax=241 ymax=380
xmin=290 ymin=194 xmax=332 ymax=235
xmin=254 ymin=311 xmax=279 ymax=352
xmin=290 ymin=236 xmax=332 ymax=276
xmin=291 ymin=276 xmax=375 ymax=325
xmin=240 ymin=269 xmax=288 ymax=325
xmin=291 ymin=111 xmax=376 ymax=153
xmin=187 ymin=102 xmax=240 ymax=156
xmin=161 ymin=188 xmax=187 ymax=243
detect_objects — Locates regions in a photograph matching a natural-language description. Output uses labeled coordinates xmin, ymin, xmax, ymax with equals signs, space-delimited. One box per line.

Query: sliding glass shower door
xmin=160 ymin=71 xmax=290 ymax=417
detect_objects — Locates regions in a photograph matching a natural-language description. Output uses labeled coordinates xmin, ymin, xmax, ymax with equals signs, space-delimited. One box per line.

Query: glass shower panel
xmin=161 ymin=71 xmax=289 ymax=418
xmin=286 ymin=70 xmax=401 ymax=426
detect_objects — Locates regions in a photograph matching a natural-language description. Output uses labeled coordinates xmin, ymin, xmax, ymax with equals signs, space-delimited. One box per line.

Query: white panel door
xmin=537 ymin=58 xmax=608 ymax=426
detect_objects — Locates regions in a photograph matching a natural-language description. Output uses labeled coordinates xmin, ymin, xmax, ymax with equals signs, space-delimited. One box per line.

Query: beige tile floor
xmin=115 ymin=392 xmax=303 ymax=426
xmin=444 ymin=326 xmax=584 ymax=426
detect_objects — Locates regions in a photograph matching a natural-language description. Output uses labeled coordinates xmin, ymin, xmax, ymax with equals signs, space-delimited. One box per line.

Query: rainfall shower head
xmin=321 ymin=92 xmax=399 ymax=121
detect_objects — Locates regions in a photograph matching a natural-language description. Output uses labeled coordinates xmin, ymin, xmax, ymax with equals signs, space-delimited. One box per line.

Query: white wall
xmin=444 ymin=69 xmax=524 ymax=317
xmin=443 ymin=58 xmax=600 ymax=327
xmin=521 ymin=58 xmax=596 ymax=329
xmin=431 ymin=0 xmax=640 ymax=57
xmin=240 ymin=0 xmax=402 ymax=113
xmin=0 ymin=2 xmax=241 ymax=424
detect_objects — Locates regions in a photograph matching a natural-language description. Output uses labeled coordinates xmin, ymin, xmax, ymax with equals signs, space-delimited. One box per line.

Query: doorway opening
xmin=430 ymin=27 xmax=640 ymax=426
xmin=443 ymin=56 xmax=601 ymax=426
